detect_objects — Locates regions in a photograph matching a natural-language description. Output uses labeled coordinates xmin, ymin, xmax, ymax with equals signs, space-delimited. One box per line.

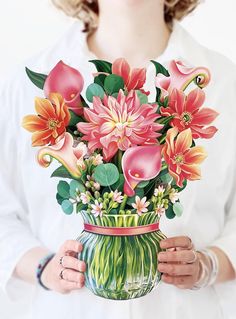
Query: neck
xmin=87 ymin=0 xmax=171 ymax=68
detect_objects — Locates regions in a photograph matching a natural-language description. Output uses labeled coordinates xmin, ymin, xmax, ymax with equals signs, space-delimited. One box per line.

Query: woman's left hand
xmin=158 ymin=236 xmax=201 ymax=289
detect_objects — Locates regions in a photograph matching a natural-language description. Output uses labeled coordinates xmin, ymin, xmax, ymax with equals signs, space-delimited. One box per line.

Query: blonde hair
xmin=52 ymin=0 xmax=200 ymax=33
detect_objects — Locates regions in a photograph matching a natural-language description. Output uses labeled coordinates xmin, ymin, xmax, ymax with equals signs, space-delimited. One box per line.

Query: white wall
xmin=0 ymin=0 xmax=235 ymax=318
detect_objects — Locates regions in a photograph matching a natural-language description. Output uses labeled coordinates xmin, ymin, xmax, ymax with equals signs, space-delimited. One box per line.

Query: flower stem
xmin=119 ymin=194 xmax=128 ymax=212
xmin=117 ymin=150 xmax=123 ymax=173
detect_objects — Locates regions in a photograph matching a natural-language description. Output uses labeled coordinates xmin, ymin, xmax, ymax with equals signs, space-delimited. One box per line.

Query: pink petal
xmin=37 ymin=133 xmax=82 ymax=178
xmin=122 ymin=145 xmax=162 ymax=196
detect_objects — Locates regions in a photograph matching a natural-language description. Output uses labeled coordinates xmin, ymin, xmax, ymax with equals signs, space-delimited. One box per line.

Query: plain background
xmin=0 ymin=0 xmax=235 ymax=318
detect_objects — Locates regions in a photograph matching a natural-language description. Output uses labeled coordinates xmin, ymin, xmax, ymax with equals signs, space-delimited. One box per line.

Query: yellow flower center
xmin=174 ymin=154 xmax=184 ymax=164
xmin=181 ymin=112 xmax=193 ymax=124
xmin=134 ymin=173 xmax=140 ymax=177
xmin=48 ymin=118 xmax=59 ymax=130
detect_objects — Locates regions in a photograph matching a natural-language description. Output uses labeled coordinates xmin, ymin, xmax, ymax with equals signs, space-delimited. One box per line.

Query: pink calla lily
xmin=37 ymin=133 xmax=87 ymax=178
xmin=44 ymin=61 xmax=84 ymax=115
xmin=155 ymin=60 xmax=211 ymax=100
xmin=122 ymin=145 xmax=162 ymax=196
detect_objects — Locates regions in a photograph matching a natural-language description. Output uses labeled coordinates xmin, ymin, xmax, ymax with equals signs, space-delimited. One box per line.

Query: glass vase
xmin=77 ymin=211 xmax=166 ymax=300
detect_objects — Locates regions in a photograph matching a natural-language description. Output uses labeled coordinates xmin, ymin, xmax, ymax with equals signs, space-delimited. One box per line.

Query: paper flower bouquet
xmin=22 ymin=58 xmax=218 ymax=299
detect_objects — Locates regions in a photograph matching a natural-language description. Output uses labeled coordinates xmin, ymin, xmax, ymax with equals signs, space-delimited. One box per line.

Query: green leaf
xmin=70 ymin=180 xmax=85 ymax=198
xmin=94 ymin=163 xmax=119 ymax=187
xmin=56 ymin=193 xmax=64 ymax=205
xmin=136 ymin=90 xmax=148 ymax=104
xmin=68 ymin=110 xmax=84 ymax=126
xmin=89 ymin=59 xmax=112 ymax=73
xmin=111 ymin=174 xmax=125 ymax=192
xmin=61 ymin=200 xmax=74 ymax=215
xmin=76 ymin=203 xmax=88 ymax=213
xmin=86 ymin=83 xmax=105 ymax=102
xmin=151 ymin=61 xmax=170 ymax=77
xmin=173 ymin=202 xmax=184 ymax=217
xmin=172 ymin=179 xmax=187 ymax=192
xmin=57 ymin=181 xmax=70 ymax=199
xmin=104 ymin=74 xmax=124 ymax=95
xmin=136 ymin=180 xmax=150 ymax=188
xmin=51 ymin=166 xmax=73 ymax=179
xmin=127 ymin=189 xmax=144 ymax=206
xmin=94 ymin=74 xmax=107 ymax=87
xmin=25 ymin=67 xmax=47 ymax=89
xmin=165 ymin=204 xmax=175 ymax=219
xmin=160 ymin=172 xmax=173 ymax=184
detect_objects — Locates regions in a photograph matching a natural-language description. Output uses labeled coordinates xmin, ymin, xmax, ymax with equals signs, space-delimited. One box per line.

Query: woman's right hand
xmin=41 ymin=240 xmax=86 ymax=294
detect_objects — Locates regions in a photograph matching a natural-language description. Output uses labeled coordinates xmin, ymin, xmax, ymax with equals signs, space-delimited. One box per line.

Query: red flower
xmin=44 ymin=61 xmax=84 ymax=115
xmin=162 ymin=127 xmax=207 ymax=187
xmin=112 ymin=58 xmax=149 ymax=94
xmin=160 ymin=88 xmax=218 ymax=139
xmin=22 ymin=93 xmax=70 ymax=146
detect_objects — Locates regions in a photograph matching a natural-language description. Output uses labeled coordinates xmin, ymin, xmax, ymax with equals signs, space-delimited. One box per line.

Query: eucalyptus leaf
xmin=56 ymin=193 xmax=64 ymax=205
xmin=94 ymin=163 xmax=119 ymax=186
xmin=160 ymin=173 xmax=173 ymax=184
xmin=61 ymin=199 xmax=74 ymax=215
xmin=70 ymin=180 xmax=85 ymax=198
xmin=86 ymin=83 xmax=105 ymax=102
xmin=165 ymin=204 xmax=175 ymax=219
xmin=104 ymin=74 xmax=124 ymax=95
xmin=136 ymin=180 xmax=150 ymax=188
xmin=57 ymin=181 xmax=70 ymax=199
xmin=111 ymin=174 xmax=125 ymax=192
xmin=94 ymin=74 xmax=107 ymax=87
xmin=173 ymin=202 xmax=184 ymax=217
xmin=25 ymin=67 xmax=47 ymax=89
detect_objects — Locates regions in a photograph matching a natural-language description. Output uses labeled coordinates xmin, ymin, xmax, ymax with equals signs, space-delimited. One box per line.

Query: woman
xmin=0 ymin=0 xmax=235 ymax=318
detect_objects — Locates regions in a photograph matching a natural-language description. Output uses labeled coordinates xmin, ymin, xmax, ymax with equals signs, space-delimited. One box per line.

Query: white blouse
xmin=0 ymin=20 xmax=236 ymax=319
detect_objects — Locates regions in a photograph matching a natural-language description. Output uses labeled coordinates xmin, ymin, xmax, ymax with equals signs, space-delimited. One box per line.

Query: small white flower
xmin=154 ymin=185 xmax=165 ymax=197
xmin=91 ymin=200 xmax=103 ymax=217
xmin=92 ymin=154 xmax=103 ymax=166
xmin=111 ymin=190 xmax=124 ymax=203
xmin=169 ymin=190 xmax=179 ymax=204
xmin=132 ymin=196 xmax=150 ymax=216
xmin=93 ymin=182 xmax=101 ymax=191
xmin=155 ymin=204 xmax=165 ymax=215
xmin=80 ymin=192 xmax=91 ymax=204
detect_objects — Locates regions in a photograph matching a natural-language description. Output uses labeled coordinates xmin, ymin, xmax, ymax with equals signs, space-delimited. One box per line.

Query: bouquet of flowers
xmin=22 ymin=58 xmax=218 ymax=299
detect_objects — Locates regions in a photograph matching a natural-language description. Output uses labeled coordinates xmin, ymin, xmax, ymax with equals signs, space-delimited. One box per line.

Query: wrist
xmin=36 ymin=253 xmax=55 ymax=290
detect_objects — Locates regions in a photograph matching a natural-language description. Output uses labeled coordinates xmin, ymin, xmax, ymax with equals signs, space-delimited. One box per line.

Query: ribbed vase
xmin=77 ymin=211 xmax=166 ymax=300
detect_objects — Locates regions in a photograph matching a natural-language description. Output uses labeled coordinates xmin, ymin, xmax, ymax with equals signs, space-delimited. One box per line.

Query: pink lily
xmin=122 ymin=145 xmax=162 ymax=197
xmin=155 ymin=60 xmax=211 ymax=100
xmin=44 ymin=61 xmax=84 ymax=115
xmin=37 ymin=133 xmax=87 ymax=178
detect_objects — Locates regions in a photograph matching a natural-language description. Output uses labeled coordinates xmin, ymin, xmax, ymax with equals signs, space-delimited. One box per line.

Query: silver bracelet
xmin=191 ymin=248 xmax=219 ymax=290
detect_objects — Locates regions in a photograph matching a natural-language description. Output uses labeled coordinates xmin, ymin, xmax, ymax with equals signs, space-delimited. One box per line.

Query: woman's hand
xmin=158 ymin=236 xmax=201 ymax=289
xmin=41 ymin=240 xmax=86 ymax=294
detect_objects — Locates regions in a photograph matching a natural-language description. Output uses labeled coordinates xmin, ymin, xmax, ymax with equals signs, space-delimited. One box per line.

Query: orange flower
xmin=162 ymin=127 xmax=207 ymax=187
xmin=22 ymin=93 xmax=70 ymax=146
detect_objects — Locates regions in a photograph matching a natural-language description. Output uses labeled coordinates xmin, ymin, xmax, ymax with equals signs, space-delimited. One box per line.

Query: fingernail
xmin=158 ymin=252 xmax=165 ymax=261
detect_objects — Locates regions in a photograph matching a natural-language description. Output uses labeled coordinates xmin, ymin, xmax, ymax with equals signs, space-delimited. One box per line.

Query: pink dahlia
xmin=77 ymin=90 xmax=163 ymax=161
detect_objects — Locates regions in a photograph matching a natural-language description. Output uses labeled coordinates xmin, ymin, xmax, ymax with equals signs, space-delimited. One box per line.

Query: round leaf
xmin=57 ymin=181 xmax=70 ymax=199
xmin=94 ymin=163 xmax=119 ymax=186
xmin=173 ymin=202 xmax=184 ymax=217
xmin=165 ymin=204 xmax=175 ymax=219
xmin=86 ymin=83 xmax=105 ymax=102
xmin=70 ymin=180 xmax=85 ymax=198
xmin=61 ymin=200 xmax=73 ymax=215
xmin=136 ymin=180 xmax=150 ymax=188
xmin=104 ymin=74 xmax=124 ymax=95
